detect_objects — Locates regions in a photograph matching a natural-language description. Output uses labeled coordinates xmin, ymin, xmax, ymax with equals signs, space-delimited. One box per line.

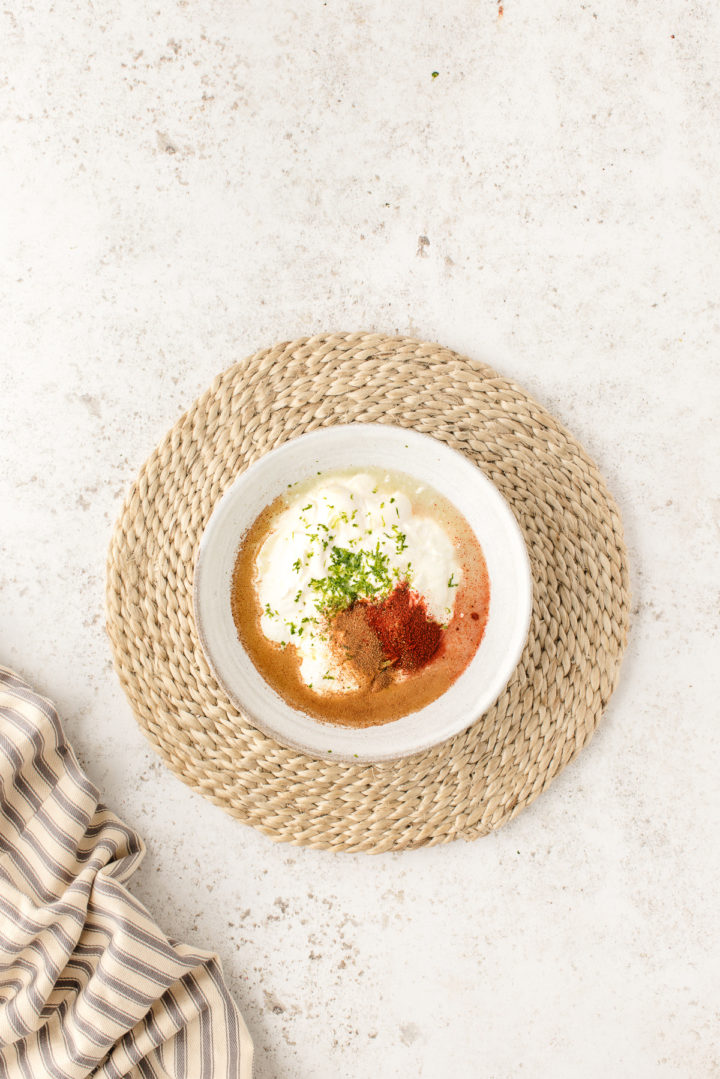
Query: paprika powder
xmin=361 ymin=583 xmax=443 ymax=671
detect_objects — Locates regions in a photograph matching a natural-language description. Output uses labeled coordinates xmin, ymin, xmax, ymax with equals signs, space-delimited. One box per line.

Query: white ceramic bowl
xmin=194 ymin=424 xmax=532 ymax=762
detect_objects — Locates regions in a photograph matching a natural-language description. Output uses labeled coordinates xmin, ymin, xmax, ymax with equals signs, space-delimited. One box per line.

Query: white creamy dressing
xmin=255 ymin=472 xmax=461 ymax=692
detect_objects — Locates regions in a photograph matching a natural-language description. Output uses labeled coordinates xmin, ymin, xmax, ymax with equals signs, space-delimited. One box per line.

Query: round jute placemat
xmin=106 ymin=333 xmax=630 ymax=853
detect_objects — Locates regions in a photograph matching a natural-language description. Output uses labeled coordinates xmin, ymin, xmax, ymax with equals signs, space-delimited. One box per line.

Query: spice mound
xmin=332 ymin=584 xmax=443 ymax=692
xmin=230 ymin=468 xmax=491 ymax=728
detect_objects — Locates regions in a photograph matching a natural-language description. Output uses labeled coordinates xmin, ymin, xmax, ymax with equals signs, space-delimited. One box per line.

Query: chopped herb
xmin=292 ymin=558 xmax=301 ymax=573
xmin=448 ymin=573 xmax=458 ymax=588
xmin=308 ymin=543 xmax=396 ymax=614
xmin=431 ymin=70 xmax=439 ymax=78
xmin=392 ymin=525 xmax=408 ymax=554
xmin=302 ymin=503 xmax=312 ymax=511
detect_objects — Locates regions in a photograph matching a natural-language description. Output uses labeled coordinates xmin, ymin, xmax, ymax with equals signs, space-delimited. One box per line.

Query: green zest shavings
xmin=393 ymin=525 xmax=408 ymax=554
xmin=309 ymin=543 xmax=401 ymax=614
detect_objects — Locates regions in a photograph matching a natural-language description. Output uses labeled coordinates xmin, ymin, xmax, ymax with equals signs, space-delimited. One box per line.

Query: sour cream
xmin=255 ymin=472 xmax=461 ymax=691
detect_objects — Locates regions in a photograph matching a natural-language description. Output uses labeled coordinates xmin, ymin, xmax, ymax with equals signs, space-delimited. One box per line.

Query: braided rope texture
xmin=106 ymin=333 xmax=630 ymax=853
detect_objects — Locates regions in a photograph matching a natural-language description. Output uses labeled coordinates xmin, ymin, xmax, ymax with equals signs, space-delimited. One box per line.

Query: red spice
xmin=361 ymin=583 xmax=443 ymax=671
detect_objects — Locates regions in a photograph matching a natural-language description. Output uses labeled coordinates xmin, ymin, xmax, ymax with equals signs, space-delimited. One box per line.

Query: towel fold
xmin=0 ymin=666 xmax=253 ymax=1078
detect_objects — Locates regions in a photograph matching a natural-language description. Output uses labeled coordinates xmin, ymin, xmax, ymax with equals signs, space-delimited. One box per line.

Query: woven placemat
xmin=106 ymin=333 xmax=630 ymax=853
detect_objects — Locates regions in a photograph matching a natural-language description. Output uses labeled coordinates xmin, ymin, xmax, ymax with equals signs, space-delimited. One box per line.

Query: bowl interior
xmin=194 ymin=424 xmax=532 ymax=762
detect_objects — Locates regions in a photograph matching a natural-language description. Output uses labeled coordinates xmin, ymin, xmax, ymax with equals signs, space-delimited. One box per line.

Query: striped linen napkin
xmin=0 ymin=667 xmax=253 ymax=1078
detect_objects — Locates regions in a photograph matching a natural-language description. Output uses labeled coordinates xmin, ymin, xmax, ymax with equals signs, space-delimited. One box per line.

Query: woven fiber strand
xmin=106 ymin=333 xmax=630 ymax=853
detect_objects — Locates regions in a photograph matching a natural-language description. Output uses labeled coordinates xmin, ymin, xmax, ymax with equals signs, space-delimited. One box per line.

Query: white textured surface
xmin=1 ymin=0 xmax=719 ymax=1075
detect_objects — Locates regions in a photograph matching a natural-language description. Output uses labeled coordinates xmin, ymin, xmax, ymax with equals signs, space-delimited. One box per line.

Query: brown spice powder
xmin=330 ymin=604 xmax=394 ymax=693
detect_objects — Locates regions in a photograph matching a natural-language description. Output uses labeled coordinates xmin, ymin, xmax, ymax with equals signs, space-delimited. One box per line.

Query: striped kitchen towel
xmin=0 ymin=666 xmax=253 ymax=1078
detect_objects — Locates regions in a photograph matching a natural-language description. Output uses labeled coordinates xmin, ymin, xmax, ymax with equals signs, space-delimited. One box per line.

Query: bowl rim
xmin=193 ymin=423 xmax=533 ymax=762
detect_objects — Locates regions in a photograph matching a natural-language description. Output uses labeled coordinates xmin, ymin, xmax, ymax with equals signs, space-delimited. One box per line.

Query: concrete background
xmin=2 ymin=0 xmax=719 ymax=1075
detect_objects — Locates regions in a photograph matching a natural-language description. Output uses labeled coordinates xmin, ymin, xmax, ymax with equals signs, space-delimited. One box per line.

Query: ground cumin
xmin=331 ymin=605 xmax=393 ymax=692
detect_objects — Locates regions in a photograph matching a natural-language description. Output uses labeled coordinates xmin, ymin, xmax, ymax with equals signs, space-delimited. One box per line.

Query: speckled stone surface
xmin=2 ymin=1 xmax=719 ymax=1075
